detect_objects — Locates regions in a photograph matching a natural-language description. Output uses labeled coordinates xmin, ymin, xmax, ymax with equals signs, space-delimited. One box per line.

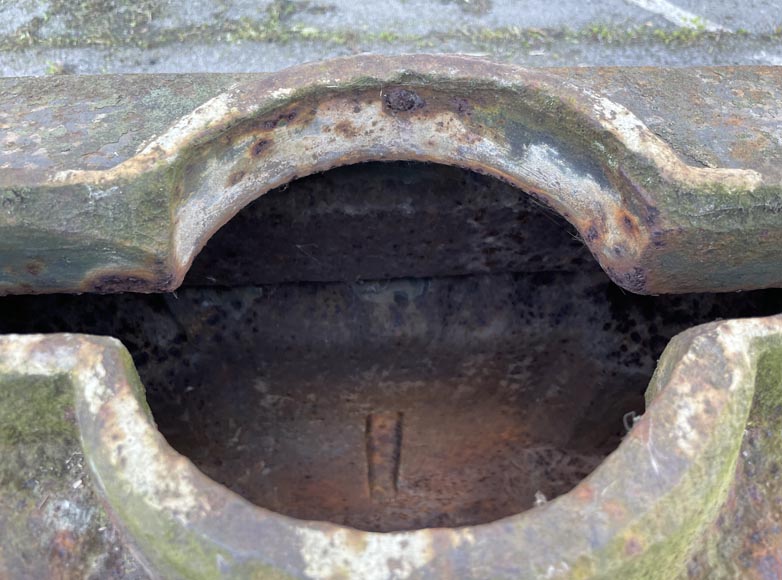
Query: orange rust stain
xmin=572 ymin=483 xmax=595 ymax=503
xmin=48 ymin=529 xmax=78 ymax=579
xmin=334 ymin=120 xmax=359 ymax=139
xmin=618 ymin=211 xmax=639 ymax=236
xmin=51 ymin=530 xmax=77 ymax=555
xmin=603 ymin=499 xmax=627 ymax=521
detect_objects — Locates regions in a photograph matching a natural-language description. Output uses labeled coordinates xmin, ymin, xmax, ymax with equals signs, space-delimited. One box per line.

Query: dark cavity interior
xmin=2 ymin=162 xmax=781 ymax=532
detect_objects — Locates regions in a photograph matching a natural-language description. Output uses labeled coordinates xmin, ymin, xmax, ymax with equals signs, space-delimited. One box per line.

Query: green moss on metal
xmin=80 ymin=350 xmax=294 ymax=580
xmin=558 ymin=326 xmax=764 ymax=579
xmin=602 ymin=436 xmax=744 ymax=579
xmin=749 ymin=340 xmax=782 ymax=418
xmin=0 ymin=373 xmax=72 ymax=445
xmin=0 ymin=370 xmax=145 ymax=577
xmin=682 ymin=338 xmax=782 ymax=577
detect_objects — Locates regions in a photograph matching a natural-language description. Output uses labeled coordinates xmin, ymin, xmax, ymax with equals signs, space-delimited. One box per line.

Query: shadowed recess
xmin=1 ymin=162 xmax=781 ymax=532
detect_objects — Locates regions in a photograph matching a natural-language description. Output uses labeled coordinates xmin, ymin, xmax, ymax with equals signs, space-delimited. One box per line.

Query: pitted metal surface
xmin=3 ymin=56 xmax=782 ymax=295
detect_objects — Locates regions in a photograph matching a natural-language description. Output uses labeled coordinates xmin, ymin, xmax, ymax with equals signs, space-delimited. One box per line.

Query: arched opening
xmin=175 ymin=161 xmax=625 ymax=531
xmin=1 ymin=161 xmax=780 ymax=532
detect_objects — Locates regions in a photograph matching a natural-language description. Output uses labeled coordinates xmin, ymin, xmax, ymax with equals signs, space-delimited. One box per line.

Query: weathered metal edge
xmin=1 ymin=315 xmax=779 ymax=578
xmin=2 ymin=55 xmax=782 ymax=295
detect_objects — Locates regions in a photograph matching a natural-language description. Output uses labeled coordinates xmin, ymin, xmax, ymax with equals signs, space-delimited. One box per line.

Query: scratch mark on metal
xmin=366 ymin=411 xmax=403 ymax=499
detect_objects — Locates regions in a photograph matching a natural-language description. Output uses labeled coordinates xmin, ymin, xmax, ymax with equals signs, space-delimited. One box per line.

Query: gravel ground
xmin=0 ymin=0 xmax=780 ymax=76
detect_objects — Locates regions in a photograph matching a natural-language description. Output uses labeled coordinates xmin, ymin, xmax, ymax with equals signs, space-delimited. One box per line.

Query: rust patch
xmin=365 ymin=412 xmax=403 ymax=500
xmin=334 ymin=120 xmax=359 ymax=139
xmin=605 ymin=266 xmax=647 ymax=293
xmin=82 ymin=270 xmax=172 ymax=294
xmin=48 ymin=529 xmax=79 ymax=577
xmin=227 ymin=170 xmax=246 ymax=187
xmin=26 ymin=260 xmax=44 ymax=276
xmin=383 ymin=88 xmax=426 ymax=113
xmin=260 ymin=110 xmax=299 ymax=131
xmin=572 ymin=483 xmax=595 ymax=503
xmin=220 ymin=104 xmax=324 ymax=165
xmin=250 ymin=139 xmax=271 ymax=157
xmin=452 ymin=97 xmax=473 ymax=116
xmin=621 ymin=214 xmax=637 ymax=234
